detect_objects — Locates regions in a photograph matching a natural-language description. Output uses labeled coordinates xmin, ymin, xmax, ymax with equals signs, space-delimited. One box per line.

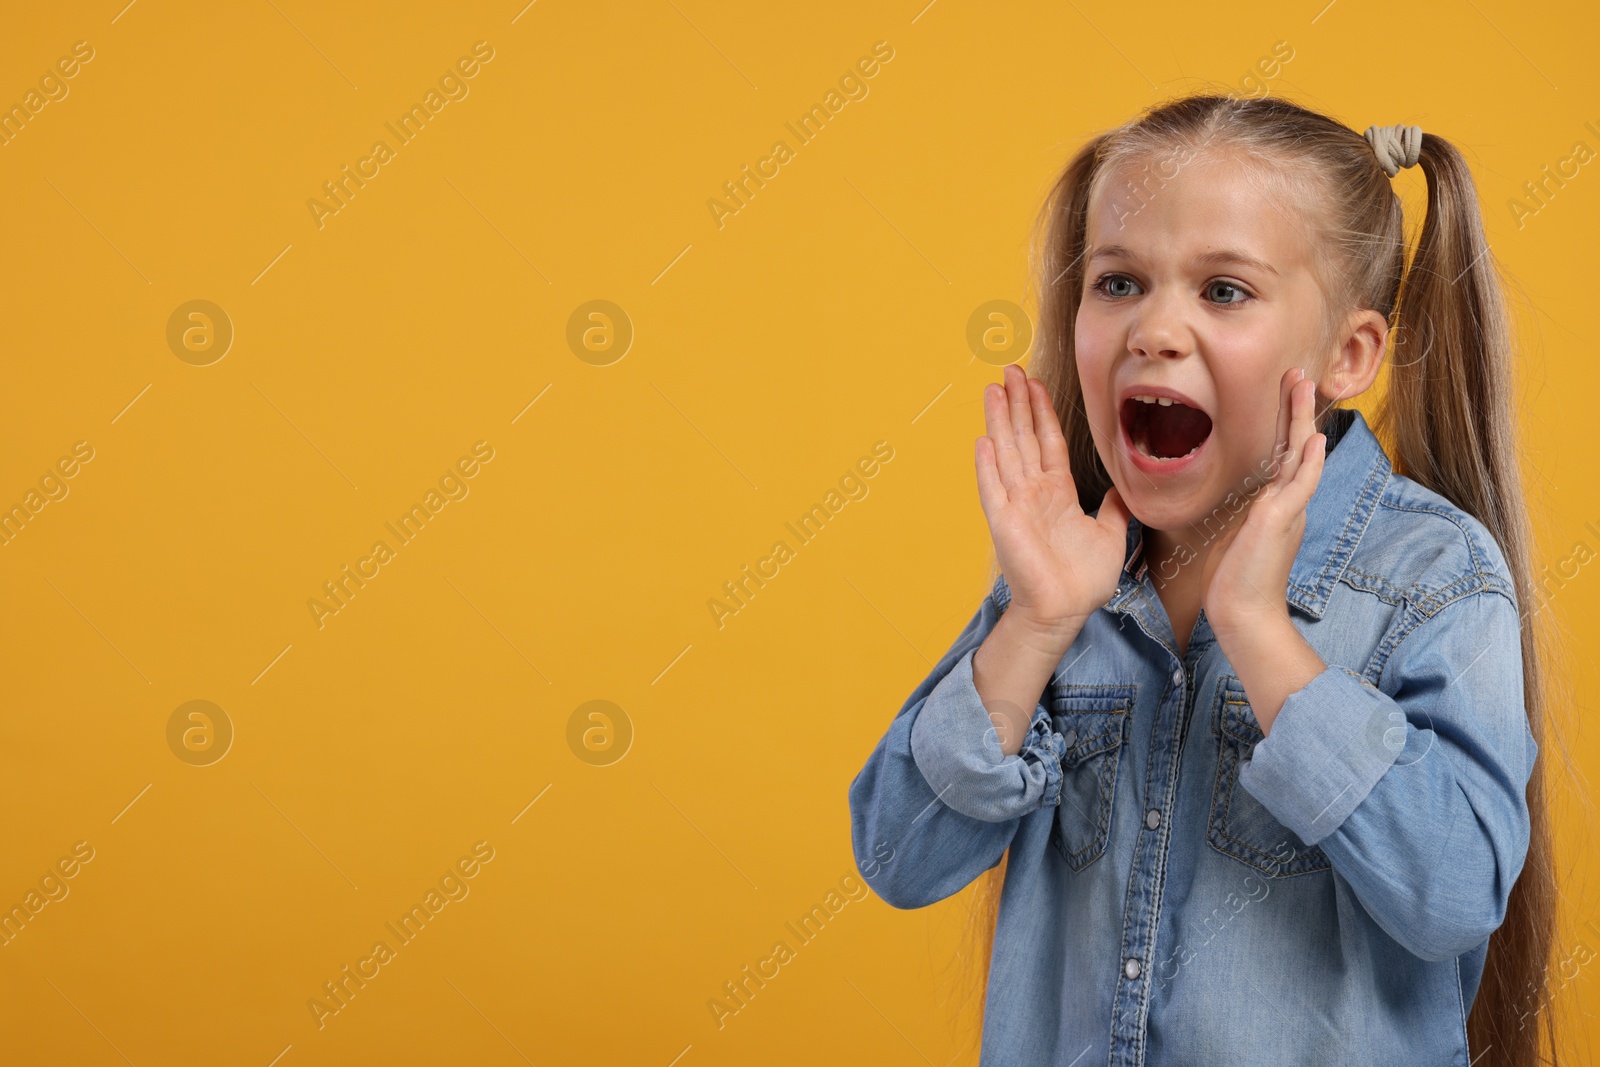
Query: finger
xmin=1029 ymin=376 xmax=1073 ymax=478
xmin=1284 ymin=376 xmax=1316 ymax=483
xmin=1264 ymin=390 xmax=1321 ymax=508
xmin=1006 ymin=365 xmax=1044 ymax=473
xmin=975 ymin=436 xmax=1008 ymax=520
xmin=983 ymin=380 xmax=1024 ymax=490
xmin=1275 ymin=372 xmax=1311 ymax=489
xmin=1280 ymin=431 xmax=1326 ymax=514
xmin=1270 ymin=366 xmax=1297 ymax=474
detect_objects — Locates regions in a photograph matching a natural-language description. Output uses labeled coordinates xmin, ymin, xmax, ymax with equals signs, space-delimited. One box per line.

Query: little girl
xmin=849 ymin=94 xmax=1558 ymax=1067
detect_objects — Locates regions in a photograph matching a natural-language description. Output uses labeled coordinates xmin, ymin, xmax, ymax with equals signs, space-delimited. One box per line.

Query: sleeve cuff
xmin=908 ymin=644 xmax=1066 ymax=823
xmin=1237 ymin=664 xmax=1406 ymax=846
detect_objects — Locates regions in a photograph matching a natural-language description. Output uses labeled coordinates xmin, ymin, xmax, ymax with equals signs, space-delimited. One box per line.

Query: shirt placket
xmin=1106 ymin=594 xmax=1204 ymax=1067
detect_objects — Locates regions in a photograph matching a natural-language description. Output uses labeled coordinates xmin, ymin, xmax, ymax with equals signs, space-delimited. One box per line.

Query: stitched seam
xmin=1368 ymin=600 xmax=1426 ymax=683
xmin=1411 ymin=571 xmax=1512 ymax=616
xmin=1054 ymin=686 xmax=1140 ymax=697
xmin=1059 ymin=734 xmax=1120 ymax=865
xmin=1379 ymin=498 xmax=1493 ymax=577
xmin=1339 ymin=566 xmax=1406 ymax=604
xmin=1213 ymin=739 xmax=1331 ymax=874
xmin=1220 ymin=697 xmax=1261 ymax=745
xmin=1296 ymin=440 xmax=1390 ymax=613
xmin=1051 ymin=692 xmax=1135 ymax=756
xmin=1334 ymin=665 xmax=1380 ymax=690
xmin=1107 ymin=675 xmax=1159 ymax=1054
xmin=1377 ymin=587 xmax=1518 ymax=694
xmin=1210 ymin=676 xmax=1332 ymax=876
xmin=1134 ymin=640 xmax=1215 ymax=1062
xmin=1049 ymin=698 xmax=1132 ymax=869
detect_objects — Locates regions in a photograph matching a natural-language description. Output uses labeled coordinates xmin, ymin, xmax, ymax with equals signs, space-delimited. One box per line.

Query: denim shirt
xmin=847 ymin=406 xmax=1537 ymax=1067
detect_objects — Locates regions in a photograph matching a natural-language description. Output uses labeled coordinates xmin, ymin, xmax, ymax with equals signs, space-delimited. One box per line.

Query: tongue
xmin=1147 ymin=404 xmax=1212 ymax=457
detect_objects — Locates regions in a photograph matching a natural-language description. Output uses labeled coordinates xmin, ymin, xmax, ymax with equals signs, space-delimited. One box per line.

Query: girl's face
xmin=1074 ymin=153 xmax=1334 ymax=535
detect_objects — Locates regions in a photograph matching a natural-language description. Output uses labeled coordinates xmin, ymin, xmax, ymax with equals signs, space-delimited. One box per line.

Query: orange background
xmin=0 ymin=1 xmax=1595 ymax=1064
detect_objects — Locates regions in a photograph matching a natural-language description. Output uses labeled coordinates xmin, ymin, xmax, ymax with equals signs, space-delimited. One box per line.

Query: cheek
xmin=1073 ymin=313 xmax=1114 ymax=383
xmin=1074 ymin=301 xmax=1107 ymax=347
xmin=1214 ymin=319 xmax=1295 ymax=385
xmin=1073 ymin=311 xmax=1121 ymax=446
xmin=1207 ymin=345 xmax=1282 ymax=427
xmin=1211 ymin=398 xmax=1278 ymax=477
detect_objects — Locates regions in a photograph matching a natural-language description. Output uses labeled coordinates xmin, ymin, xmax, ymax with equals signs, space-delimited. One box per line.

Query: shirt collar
xmin=1104 ymin=406 xmax=1390 ymax=622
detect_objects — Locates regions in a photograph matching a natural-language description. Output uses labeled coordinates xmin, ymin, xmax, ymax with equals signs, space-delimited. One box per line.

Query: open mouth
xmin=1121 ymin=394 xmax=1214 ymax=461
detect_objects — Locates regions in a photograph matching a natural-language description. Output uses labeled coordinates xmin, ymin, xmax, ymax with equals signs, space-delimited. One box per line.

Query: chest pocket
xmin=1047 ymin=683 xmax=1135 ymax=872
xmin=1208 ymin=675 xmax=1331 ymax=877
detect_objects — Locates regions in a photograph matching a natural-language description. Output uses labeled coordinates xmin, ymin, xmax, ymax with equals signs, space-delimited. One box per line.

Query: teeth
xmin=1133 ymin=436 xmax=1202 ymax=461
xmin=1126 ymin=393 xmax=1204 ymax=462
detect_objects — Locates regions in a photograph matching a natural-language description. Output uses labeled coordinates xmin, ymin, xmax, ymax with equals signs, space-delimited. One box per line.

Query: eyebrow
xmin=1087 ymin=244 xmax=1280 ymax=277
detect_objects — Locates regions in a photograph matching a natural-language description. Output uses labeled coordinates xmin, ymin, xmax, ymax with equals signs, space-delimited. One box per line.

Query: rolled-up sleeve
xmin=1239 ymin=588 xmax=1534 ymax=961
xmin=848 ymin=575 xmax=1065 ymax=910
xmin=910 ymin=646 xmax=1067 ymax=822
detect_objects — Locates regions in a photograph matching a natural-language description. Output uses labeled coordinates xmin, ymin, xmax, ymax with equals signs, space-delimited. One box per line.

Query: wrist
xmin=1002 ymin=606 xmax=1087 ymax=657
xmin=975 ymin=610 xmax=1083 ymax=758
xmin=1212 ymin=614 xmax=1325 ymax=733
xmin=1208 ymin=603 xmax=1291 ymax=650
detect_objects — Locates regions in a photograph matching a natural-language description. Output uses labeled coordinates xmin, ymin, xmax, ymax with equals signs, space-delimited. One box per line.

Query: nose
xmin=1124 ymin=287 xmax=1192 ymax=360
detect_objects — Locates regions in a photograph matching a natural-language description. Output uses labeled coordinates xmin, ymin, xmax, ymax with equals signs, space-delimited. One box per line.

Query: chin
xmin=1114 ymin=477 xmax=1220 ymax=534
xmin=1122 ymin=494 xmax=1190 ymax=533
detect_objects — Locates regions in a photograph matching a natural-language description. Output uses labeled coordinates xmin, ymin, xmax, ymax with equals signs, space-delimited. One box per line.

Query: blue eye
xmin=1207 ymin=280 xmax=1251 ymax=304
xmin=1090 ymin=273 xmax=1141 ymax=299
xmin=1087 ymin=273 xmax=1254 ymax=306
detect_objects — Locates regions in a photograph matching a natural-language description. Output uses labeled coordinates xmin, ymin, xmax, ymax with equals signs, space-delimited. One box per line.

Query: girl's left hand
xmin=1200 ymin=367 xmax=1326 ymax=644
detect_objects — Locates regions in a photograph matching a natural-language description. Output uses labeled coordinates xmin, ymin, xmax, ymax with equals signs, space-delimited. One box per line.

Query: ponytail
xmin=1379 ymin=132 xmax=1565 ymax=1067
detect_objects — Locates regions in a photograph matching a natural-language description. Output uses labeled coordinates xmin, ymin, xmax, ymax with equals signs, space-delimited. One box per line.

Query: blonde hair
xmin=951 ymin=91 xmax=1572 ymax=1067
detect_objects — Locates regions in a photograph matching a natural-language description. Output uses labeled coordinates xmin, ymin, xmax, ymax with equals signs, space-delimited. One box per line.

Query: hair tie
xmin=1363 ymin=124 xmax=1423 ymax=177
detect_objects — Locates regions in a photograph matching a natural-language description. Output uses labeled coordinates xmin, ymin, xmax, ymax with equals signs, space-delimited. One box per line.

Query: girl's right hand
xmin=975 ymin=364 xmax=1133 ymax=642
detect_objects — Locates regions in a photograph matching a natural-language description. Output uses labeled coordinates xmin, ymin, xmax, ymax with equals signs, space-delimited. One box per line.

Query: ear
xmin=1317 ymin=308 xmax=1388 ymax=404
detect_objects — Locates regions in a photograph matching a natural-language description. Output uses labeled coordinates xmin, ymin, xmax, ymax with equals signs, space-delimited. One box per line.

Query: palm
xmin=1199 ymin=368 xmax=1325 ymax=637
xmin=1199 ymin=512 xmax=1257 ymax=616
xmin=976 ymin=367 xmax=1131 ymax=631
xmin=990 ymin=470 xmax=1126 ymax=624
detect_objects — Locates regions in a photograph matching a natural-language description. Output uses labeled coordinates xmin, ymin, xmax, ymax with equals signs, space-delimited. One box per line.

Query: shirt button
xmin=1063 ymin=730 xmax=1078 ymax=749
xmin=1145 ymin=809 xmax=1161 ymax=830
xmin=1171 ymin=668 xmax=1183 ymax=687
xmin=1125 ymin=958 xmax=1141 ymax=980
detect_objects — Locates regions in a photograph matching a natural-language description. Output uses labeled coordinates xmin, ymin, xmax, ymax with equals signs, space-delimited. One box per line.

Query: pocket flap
xmin=1049 ymin=684 xmax=1135 ymax=763
xmin=1216 ymin=676 xmax=1264 ymax=746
